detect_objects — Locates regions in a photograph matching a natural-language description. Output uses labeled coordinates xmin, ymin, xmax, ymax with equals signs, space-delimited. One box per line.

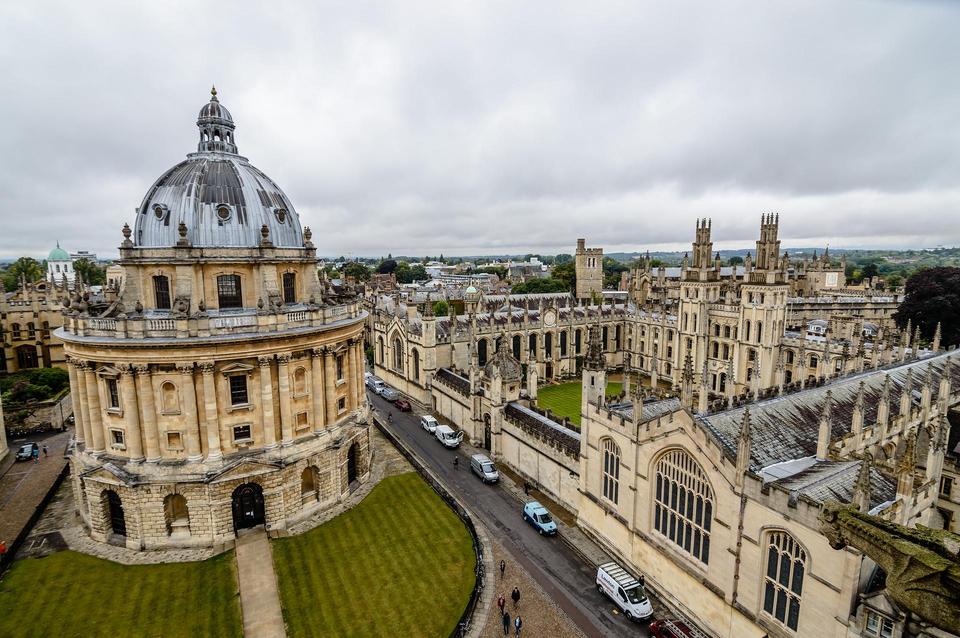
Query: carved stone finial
xmin=178 ymin=221 xmax=188 ymax=238
xmin=122 ymin=223 xmax=132 ymax=240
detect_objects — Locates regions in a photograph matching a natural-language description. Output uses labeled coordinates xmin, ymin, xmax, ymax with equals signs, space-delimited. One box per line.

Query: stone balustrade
xmin=60 ymin=302 xmax=362 ymax=341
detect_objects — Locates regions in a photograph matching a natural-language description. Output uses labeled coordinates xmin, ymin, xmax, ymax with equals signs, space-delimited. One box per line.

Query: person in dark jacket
xmin=497 ymin=593 xmax=506 ymax=615
xmin=499 ymin=559 xmax=506 ymax=578
xmin=514 ymin=615 xmax=523 ymax=637
xmin=501 ymin=611 xmax=511 ymax=636
xmin=511 ymin=587 xmax=520 ymax=609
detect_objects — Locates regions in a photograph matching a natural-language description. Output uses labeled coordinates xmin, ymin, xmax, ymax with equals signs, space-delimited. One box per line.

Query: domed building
xmin=47 ymin=242 xmax=74 ymax=284
xmin=58 ymin=88 xmax=370 ymax=549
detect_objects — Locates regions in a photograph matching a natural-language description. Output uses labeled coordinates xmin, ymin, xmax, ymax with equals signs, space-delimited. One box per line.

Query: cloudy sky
xmin=2 ymin=1 xmax=959 ymax=260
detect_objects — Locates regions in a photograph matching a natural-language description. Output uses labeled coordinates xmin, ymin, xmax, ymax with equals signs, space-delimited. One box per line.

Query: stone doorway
xmin=232 ymin=483 xmax=265 ymax=532
xmin=105 ymin=490 xmax=126 ymax=537
xmin=483 ymin=414 xmax=492 ymax=451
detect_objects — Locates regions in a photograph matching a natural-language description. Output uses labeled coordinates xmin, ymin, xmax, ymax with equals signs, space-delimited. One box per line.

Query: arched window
xmin=163 ymin=494 xmax=190 ymax=536
xmin=412 ymin=349 xmax=420 ymax=382
xmin=575 ymin=329 xmax=582 ymax=354
xmin=153 ymin=275 xmax=171 ymax=310
xmin=560 ymin=330 xmax=568 ymax=356
xmin=477 ymin=338 xmax=488 ymax=367
xmin=762 ymin=531 xmax=806 ymax=631
xmin=756 ymin=321 xmax=763 ymax=343
xmin=528 ymin=333 xmax=537 ymax=357
xmin=293 ymin=367 xmax=307 ymax=396
xmin=377 ymin=337 xmax=384 ymax=364
xmin=654 ymin=449 xmax=713 ymax=564
xmin=601 ymin=438 xmax=620 ymax=505
xmin=713 ymin=323 xmax=721 ymax=337
xmin=809 ymin=355 xmax=819 ymax=369
xmin=602 ymin=326 xmax=609 ymax=348
xmin=161 ymin=382 xmax=180 ymax=414
xmin=393 ymin=337 xmax=404 ymax=372
xmin=282 ymin=272 xmax=296 ymax=304
xmin=712 ymin=342 xmax=719 ymax=358
xmin=512 ymin=335 xmax=521 ymax=360
xmin=785 ymin=350 xmax=794 ymax=364
xmin=744 ymin=321 xmax=751 ymax=342
xmin=11 ymin=323 xmax=20 ymax=338
xmin=544 ymin=333 xmax=553 ymax=359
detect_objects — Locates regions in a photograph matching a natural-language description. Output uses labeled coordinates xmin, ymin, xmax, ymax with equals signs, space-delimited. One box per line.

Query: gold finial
xmin=211 ymin=85 xmax=218 ymax=100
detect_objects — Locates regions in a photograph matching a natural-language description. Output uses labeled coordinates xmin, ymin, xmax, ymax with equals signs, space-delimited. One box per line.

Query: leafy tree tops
xmin=894 ymin=267 xmax=960 ymax=346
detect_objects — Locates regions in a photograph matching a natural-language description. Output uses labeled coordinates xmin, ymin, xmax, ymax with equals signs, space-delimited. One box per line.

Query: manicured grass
xmin=0 ymin=550 xmax=241 ymax=638
xmin=273 ymin=472 xmax=476 ymax=638
xmin=537 ymin=380 xmax=624 ymax=426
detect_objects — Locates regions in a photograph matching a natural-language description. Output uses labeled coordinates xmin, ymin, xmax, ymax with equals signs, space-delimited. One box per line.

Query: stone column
xmin=311 ymin=348 xmax=326 ymax=432
xmin=200 ymin=362 xmax=222 ymax=461
xmin=354 ymin=339 xmax=364 ymax=408
xmin=119 ymin=365 xmax=144 ymax=462
xmin=347 ymin=338 xmax=359 ymax=411
xmin=324 ymin=349 xmax=338 ymax=426
xmin=277 ymin=354 xmax=294 ymax=445
xmin=134 ymin=364 xmax=161 ymax=462
xmin=258 ymin=356 xmax=278 ymax=448
xmin=67 ymin=358 xmax=88 ymax=448
xmin=178 ymin=363 xmax=203 ymax=462
xmin=83 ymin=363 xmax=105 ymax=453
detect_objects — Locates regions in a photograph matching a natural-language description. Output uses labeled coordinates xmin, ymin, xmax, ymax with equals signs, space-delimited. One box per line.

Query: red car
xmin=649 ymin=619 xmax=707 ymax=638
xmin=394 ymin=399 xmax=412 ymax=412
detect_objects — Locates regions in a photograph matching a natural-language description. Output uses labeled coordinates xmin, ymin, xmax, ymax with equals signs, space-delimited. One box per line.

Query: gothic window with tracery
xmin=762 ymin=530 xmax=806 ymax=631
xmin=601 ymin=438 xmax=620 ymax=504
xmin=654 ymin=449 xmax=713 ymax=564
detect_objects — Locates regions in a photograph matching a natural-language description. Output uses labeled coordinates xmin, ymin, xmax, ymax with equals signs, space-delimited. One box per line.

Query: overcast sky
xmin=2 ymin=1 xmax=959 ymax=260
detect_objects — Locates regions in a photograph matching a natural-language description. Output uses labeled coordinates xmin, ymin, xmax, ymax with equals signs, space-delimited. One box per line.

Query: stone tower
xmin=581 ymin=324 xmax=607 ymax=417
xmin=575 ymin=238 xmax=604 ymax=302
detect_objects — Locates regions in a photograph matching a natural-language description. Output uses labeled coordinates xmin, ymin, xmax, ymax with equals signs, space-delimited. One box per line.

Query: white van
xmin=366 ymin=377 xmax=386 ymax=395
xmin=470 ymin=454 xmax=499 ymax=483
xmin=420 ymin=415 xmax=439 ymax=433
xmin=596 ymin=561 xmax=653 ymax=621
xmin=435 ymin=425 xmax=463 ymax=449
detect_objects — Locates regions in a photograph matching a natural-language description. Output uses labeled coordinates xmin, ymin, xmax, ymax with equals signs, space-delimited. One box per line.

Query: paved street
xmin=370 ymin=391 xmax=660 ymax=638
xmin=0 ymin=428 xmax=72 ymax=549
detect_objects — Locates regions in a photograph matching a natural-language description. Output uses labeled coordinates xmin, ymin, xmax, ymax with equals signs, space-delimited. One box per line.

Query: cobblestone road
xmin=0 ymin=429 xmax=71 ymax=548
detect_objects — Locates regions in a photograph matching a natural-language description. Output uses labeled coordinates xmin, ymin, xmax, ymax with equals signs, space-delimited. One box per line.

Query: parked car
xmin=434 ymin=425 xmax=463 ymax=449
xmin=364 ymin=371 xmax=373 ymax=382
xmin=522 ymin=501 xmax=558 ymax=535
xmin=470 ymin=454 xmax=499 ymax=483
xmin=366 ymin=376 xmax=386 ymax=394
xmin=15 ymin=442 xmax=38 ymax=461
xmin=649 ymin=619 xmax=709 ymax=638
xmin=394 ymin=399 xmax=412 ymax=412
xmin=380 ymin=387 xmax=400 ymax=401
xmin=420 ymin=415 xmax=439 ymax=433
xmin=596 ymin=561 xmax=653 ymax=621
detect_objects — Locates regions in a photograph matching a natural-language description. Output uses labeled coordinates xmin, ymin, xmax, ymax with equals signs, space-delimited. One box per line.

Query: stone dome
xmin=132 ymin=89 xmax=304 ymax=249
xmin=48 ymin=243 xmax=70 ymax=261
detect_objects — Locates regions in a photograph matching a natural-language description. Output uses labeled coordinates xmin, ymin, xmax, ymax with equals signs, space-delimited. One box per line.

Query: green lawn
xmin=273 ymin=472 xmax=476 ymax=638
xmin=0 ymin=550 xmax=241 ymax=638
xmin=537 ymin=380 xmax=624 ymax=426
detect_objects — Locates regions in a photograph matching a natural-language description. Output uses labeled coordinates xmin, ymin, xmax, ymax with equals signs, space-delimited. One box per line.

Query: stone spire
xmin=853 ymin=454 xmax=873 ymax=512
xmin=852 ymin=381 xmax=865 ymax=437
xmin=584 ymin=323 xmax=605 ymax=370
xmin=877 ymin=374 xmax=891 ymax=437
xmin=680 ymin=353 xmax=695 ymax=410
xmin=933 ymin=322 xmax=942 ymax=352
xmin=900 ymin=367 xmax=914 ymax=417
xmin=911 ymin=323 xmax=921 ymax=360
xmin=736 ymin=407 xmax=752 ymax=485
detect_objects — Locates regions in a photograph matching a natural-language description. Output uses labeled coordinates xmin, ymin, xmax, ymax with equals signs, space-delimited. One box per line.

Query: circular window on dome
xmin=275 ymin=208 xmax=287 ymax=223
xmin=153 ymin=205 xmax=167 ymax=220
xmin=216 ymin=205 xmax=232 ymax=223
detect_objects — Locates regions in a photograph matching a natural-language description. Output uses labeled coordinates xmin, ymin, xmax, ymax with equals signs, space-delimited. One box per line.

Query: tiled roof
xmin=768 ymin=459 xmax=896 ymax=509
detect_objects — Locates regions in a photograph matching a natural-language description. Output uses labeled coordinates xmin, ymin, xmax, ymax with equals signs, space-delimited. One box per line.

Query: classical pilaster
xmin=324 ymin=349 xmax=337 ymax=426
xmin=347 ymin=338 xmax=359 ymax=411
xmin=277 ymin=354 xmax=294 ymax=445
xmin=83 ymin=363 xmax=105 ymax=453
xmin=67 ymin=358 xmax=89 ymax=448
xmin=311 ymin=348 xmax=327 ymax=432
xmin=119 ymin=365 xmax=144 ymax=462
xmin=133 ymin=364 xmax=161 ymax=462
xmin=200 ymin=362 xmax=222 ymax=461
xmin=354 ymin=338 xmax=365 ymax=408
xmin=177 ymin=363 xmax=203 ymax=461
xmin=258 ymin=356 xmax=278 ymax=449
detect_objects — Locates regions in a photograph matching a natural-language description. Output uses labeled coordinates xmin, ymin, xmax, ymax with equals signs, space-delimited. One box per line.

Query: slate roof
xmin=608 ymin=397 xmax=682 ymax=423
xmin=767 ymin=459 xmax=896 ymax=509
xmin=697 ymin=350 xmax=960 ymax=471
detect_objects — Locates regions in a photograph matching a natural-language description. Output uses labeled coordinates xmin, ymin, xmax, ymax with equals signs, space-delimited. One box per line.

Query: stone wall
xmin=499 ymin=416 xmax=580 ymax=514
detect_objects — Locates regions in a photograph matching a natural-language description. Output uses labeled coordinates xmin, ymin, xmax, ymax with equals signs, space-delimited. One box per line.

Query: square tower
xmin=575 ymin=238 xmax=604 ymax=302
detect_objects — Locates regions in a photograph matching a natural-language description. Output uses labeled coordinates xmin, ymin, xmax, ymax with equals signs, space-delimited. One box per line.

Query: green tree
xmin=409 ymin=265 xmax=428 ymax=281
xmin=342 ymin=262 xmax=371 ymax=281
xmin=727 ymin=255 xmax=744 ymax=266
xmin=894 ymin=267 xmax=960 ymax=346
xmin=432 ymin=300 xmax=449 ymax=316
xmin=554 ymin=253 xmax=573 ymax=265
xmin=602 ymin=257 xmax=628 ymax=288
xmin=511 ymin=278 xmax=569 ymax=294
xmin=394 ymin=262 xmax=413 ymax=284
xmin=2 ymin=256 xmax=44 ymax=290
xmin=73 ymin=258 xmax=106 ymax=285
xmin=376 ymin=259 xmax=398 ymax=274
xmin=860 ymin=263 xmax=880 ymax=281
xmin=551 ymin=261 xmax=577 ymax=291
xmin=477 ymin=266 xmax=507 ymax=280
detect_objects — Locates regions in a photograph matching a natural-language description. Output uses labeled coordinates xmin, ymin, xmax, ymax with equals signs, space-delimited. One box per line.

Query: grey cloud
xmin=1 ymin=1 xmax=959 ymax=259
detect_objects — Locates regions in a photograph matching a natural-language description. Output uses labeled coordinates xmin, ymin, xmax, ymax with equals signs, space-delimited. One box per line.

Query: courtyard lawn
xmin=0 ymin=550 xmax=241 ymax=638
xmin=537 ymin=380 xmax=623 ymax=427
xmin=273 ymin=472 xmax=476 ymax=638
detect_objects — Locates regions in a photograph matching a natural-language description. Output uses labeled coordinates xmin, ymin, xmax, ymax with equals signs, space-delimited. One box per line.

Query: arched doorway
xmin=347 ymin=444 xmax=359 ymax=485
xmin=103 ymin=490 xmax=126 ymax=537
xmin=483 ymin=414 xmax=492 ymax=451
xmin=232 ymin=483 xmax=265 ymax=532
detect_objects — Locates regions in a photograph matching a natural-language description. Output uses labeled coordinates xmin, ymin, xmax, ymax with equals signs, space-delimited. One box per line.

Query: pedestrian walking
xmin=42 ymin=444 xmax=48 ymax=458
xmin=32 ymin=447 xmax=39 ymax=463
xmin=497 ymin=593 xmax=506 ymax=615
xmin=514 ymin=615 xmax=523 ymax=637
xmin=499 ymin=559 xmax=506 ymax=578
xmin=0 ymin=540 xmax=7 ymax=559
xmin=523 ymin=480 xmax=530 ymax=495
xmin=501 ymin=611 xmax=511 ymax=636
xmin=511 ymin=587 xmax=520 ymax=609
